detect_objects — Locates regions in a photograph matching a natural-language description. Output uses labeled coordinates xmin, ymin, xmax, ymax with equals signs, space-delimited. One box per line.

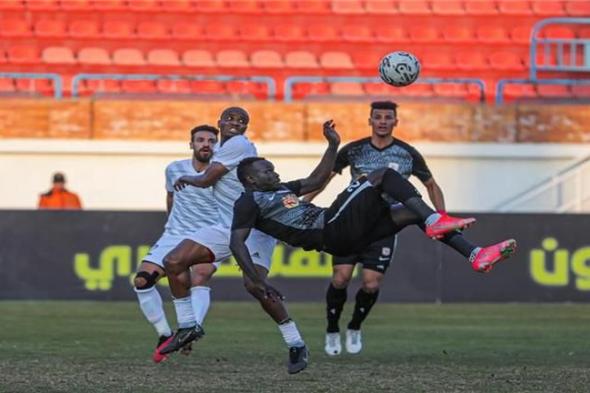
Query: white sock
xmin=278 ymin=319 xmax=305 ymax=348
xmin=134 ymin=286 xmax=172 ymax=337
xmin=425 ymin=213 xmax=442 ymax=226
xmin=173 ymin=296 xmax=196 ymax=329
xmin=190 ymin=286 xmax=211 ymax=325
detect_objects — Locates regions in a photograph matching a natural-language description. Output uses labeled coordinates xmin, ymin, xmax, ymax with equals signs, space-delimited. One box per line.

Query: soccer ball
xmin=378 ymin=51 xmax=421 ymax=87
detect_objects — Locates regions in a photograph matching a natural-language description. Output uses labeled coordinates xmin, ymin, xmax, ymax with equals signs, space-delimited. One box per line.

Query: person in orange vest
xmin=38 ymin=172 xmax=82 ymax=210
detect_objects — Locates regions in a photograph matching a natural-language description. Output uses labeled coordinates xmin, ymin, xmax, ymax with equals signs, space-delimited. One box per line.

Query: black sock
xmin=439 ymin=231 xmax=476 ymax=258
xmin=326 ymin=283 xmax=347 ymax=333
xmin=348 ymin=289 xmax=379 ymax=331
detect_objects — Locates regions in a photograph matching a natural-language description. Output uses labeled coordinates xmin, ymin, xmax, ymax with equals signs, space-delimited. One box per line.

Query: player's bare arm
xmin=422 ymin=177 xmax=446 ymax=212
xmin=173 ymin=162 xmax=229 ymax=191
xmin=296 ymin=120 xmax=341 ymax=196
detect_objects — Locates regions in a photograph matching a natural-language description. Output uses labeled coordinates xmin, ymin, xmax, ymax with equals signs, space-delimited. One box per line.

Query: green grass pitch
xmin=1 ymin=301 xmax=589 ymax=393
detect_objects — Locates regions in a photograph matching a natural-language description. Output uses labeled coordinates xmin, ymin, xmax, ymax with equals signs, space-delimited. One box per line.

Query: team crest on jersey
xmin=282 ymin=194 xmax=299 ymax=209
xmin=382 ymin=247 xmax=391 ymax=256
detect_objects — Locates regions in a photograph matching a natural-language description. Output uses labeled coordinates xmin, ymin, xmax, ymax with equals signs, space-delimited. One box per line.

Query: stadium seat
xmin=147 ymin=49 xmax=180 ymax=66
xmin=60 ymin=0 xmax=93 ymax=10
xmin=205 ymin=25 xmax=236 ymax=41
xmin=431 ymin=1 xmax=465 ymax=15
xmin=571 ymin=84 xmax=590 ymax=98
xmin=227 ymin=0 xmax=262 ymax=13
xmin=102 ymin=21 xmax=134 ymax=39
xmin=295 ymin=1 xmax=331 ymax=13
xmin=1 ymin=19 xmax=31 ymax=37
xmin=112 ymin=48 xmax=146 ymax=66
xmin=409 ymin=26 xmax=440 ymax=42
xmin=398 ymin=1 xmax=431 ymax=14
xmin=121 ymin=80 xmax=157 ymax=94
xmin=263 ymin=0 xmax=296 ymax=13
xmin=536 ymin=84 xmax=571 ymax=98
xmin=330 ymin=82 xmax=365 ymax=96
xmin=69 ymin=20 xmax=100 ymax=38
xmin=163 ymin=0 xmax=196 ymax=11
xmin=502 ymin=84 xmax=537 ymax=101
xmin=127 ymin=0 xmax=161 ymax=11
xmin=285 ymin=51 xmax=320 ymax=68
xmin=182 ymin=49 xmax=216 ymax=67
xmin=465 ymin=1 xmax=498 ymax=14
xmin=341 ymin=25 xmax=373 ymax=42
xmin=27 ymin=0 xmax=60 ymax=10
xmin=0 ymin=0 xmax=24 ymax=10
xmin=455 ymin=51 xmax=489 ymax=70
xmin=352 ymin=52 xmax=382 ymax=70
xmin=0 ymin=50 xmax=7 ymax=64
xmin=421 ymin=51 xmax=455 ymax=69
xmin=374 ymin=26 xmax=407 ymax=42
xmin=7 ymin=45 xmax=40 ymax=64
xmin=194 ymin=0 xmax=227 ymax=13
xmin=489 ymin=51 xmax=525 ymax=70
xmin=156 ymin=79 xmax=192 ymax=94
xmin=216 ymin=50 xmax=250 ymax=67
xmin=34 ymin=20 xmax=67 ymax=37
xmin=532 ymin=1 xmax=565 ymax=15
xmin=226 ymin=80 xmax=269 ymax=99
xmin=78 ymin=47 xmax=111 ymax=65
xmin=363 ymin=82 xmax=395 ymax=96
xmin=331 ymin=0 xmax=365 ymax=14
xmin=398 ymin=83 xmax=434 ymax=97
xmin=190 ymin=80 xmax=227 ymax=95
xmin=365 ymin=0 xmax=397 ymax=14
xmin=565 ymin=1 xmax=590 ymax=16
xmin=498 ymin=1 xmax=531 ymax=15
xmin=542 ymin=26 xmax=576 ymax=39
xmin=239 ymin=25 xmax=272 ymax=41
xmin=250 ymin=50 xmax=284 ymax=68
xmin=476 ymin=26 xmax=510 ymax=43
xmin=442 ymin=25 xmax=474 ymax=42
xmin=90 ymin=0 xmax=126 ymax=10
xmin=171 ymin=23 xmax=205 ymax=40
xmin=320 ymin=51 xmax=354 ymax=69
xmin=292 ymin=82 xmax=330 ymax=99
xmin=84 ymin=79 xmax=122 ymax=95
xmin=433 ymin=83 xmax=469 ymax=99
xmin=0 ymin=79 xmax=16 ymax=93
xmin=307 ymin=25 xmax=339 ymax=42
xmin=510 ymin=26 xmax=532 ymax=44
xmin=16 ymin=79 xmax=54 ymax=96
xmin=136 ymin=21 xmax=168 ymax=39
xmin=42 ymin=46 xmax=76 ymax=64
xmin=273 ymin=25 xmax=306 ymax=41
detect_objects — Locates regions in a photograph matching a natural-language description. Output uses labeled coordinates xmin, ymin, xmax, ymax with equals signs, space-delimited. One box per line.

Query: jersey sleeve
xmin=165 ymin=163 xmax=175 ymax=192
xmin=283 ymin=180 xmax=303 ymax=196
xmin=332 ymin=145 xmax=350 ymax=174
xmin=232 ymin=192 xmax=260 ymax=230
xmin=212 ymin=136 xmax=254 ymax=172
xmin=409 ymin=146 xmax=433 ymax=182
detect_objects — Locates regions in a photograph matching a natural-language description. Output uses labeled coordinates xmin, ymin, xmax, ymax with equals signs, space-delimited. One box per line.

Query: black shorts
xmin=322 ymin=177 xmax=402 ymax=256
xmin=332 ymin=235 xmax=398 ymax=274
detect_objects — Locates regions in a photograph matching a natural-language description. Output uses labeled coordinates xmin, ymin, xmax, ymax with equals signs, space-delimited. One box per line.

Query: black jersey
xmin=334 ymin=137 xmax=432 ymax=182
xmin=232 ymin=181 xmax=326 ymax=251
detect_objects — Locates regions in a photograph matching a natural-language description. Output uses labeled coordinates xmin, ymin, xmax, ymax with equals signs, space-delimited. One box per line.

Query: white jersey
xmin=210 ymin=134 xmax=257 ymax=227
xmin=164 ymin=159 xmax=219 ymax=236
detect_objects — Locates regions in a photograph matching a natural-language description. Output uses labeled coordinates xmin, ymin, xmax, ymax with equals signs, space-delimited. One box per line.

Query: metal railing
xmin=495 ymin=78 xmax=590 ymax=104
xmin=71 ymin=74 xmax=277 ymax=100
xmin=530 ymin=17 xmax=590 ymax=80
xmin=283 ymin=76 xmax=486 ymax=103
xmin=0 ymin=72 xmax=63 ymax=99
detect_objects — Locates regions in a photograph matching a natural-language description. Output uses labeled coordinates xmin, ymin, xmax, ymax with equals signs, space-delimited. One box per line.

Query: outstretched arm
xmin=297 ymin=120 xmax=341 ymax=196
xmin=173 ymin=162 xmax=229 ymax=191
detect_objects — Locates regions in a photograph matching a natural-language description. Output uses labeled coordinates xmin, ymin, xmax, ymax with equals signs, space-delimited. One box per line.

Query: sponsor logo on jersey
xmin=382 ymin=247 xmax=391 ymax=256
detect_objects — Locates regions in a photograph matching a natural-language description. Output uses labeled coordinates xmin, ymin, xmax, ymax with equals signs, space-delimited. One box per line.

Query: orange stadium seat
xmin=341 ymin=25 xmax=374 ymax=42
xmin=190 ymin=80 xmax=227 ymax=95
xmin=84 ymin=79 xmax=122 ymax=95
xmin=532 ymin=1 xmax=565 ymax=15
xmin=510 ymin=26 xmax=532 ymax=44
xmin=263 ymin=0 xmax=296 ymax=13
xmin=216 ymin=50 xmax=250 ymax=67
xmin=163 ymin=0 xmax=196 ymax=12
xmin=295 ymin=1 xmax=331 ymax=13
xmin=127 ymin=0 xmax=161 ymax=11
xmin=137 ymin=21 xmax=169 ymax=39
xmin=147 ymin=49 xmax=181 ymax=66
xmin=455 ymin=51 xmax=489 ymax=70
xmin=60 ymin=0 xmax=93 ymax=10
xmin=365 ymin=0 xmax=397 ymax=14
xmin=7 ymin=45 xmax=40 ymax=64
xmin=273 ymin=25 xmax=306 ymax=41
xmin=0 ymin=79 xmax=16 ymax=93
xmin=489 ymin=51 xmax=525 ymax=70
xmin=0 ymin=0 xmax=24 ymax=10
xmin=194 ymin=0 xmax=227 ymax=13
xmin=16 ymin=79 xmax=54 ymax=96
xmin=503 ymin=84 xmax=537 ymax=101
xmin=292 ymin=82 xmax=330 ymax=99
xmin=103 ymin=21 xmax=134 ymax=39
xmin=227 ymin=0 xmax=262 ymax=13
xmin=442 ymin=25 xmax=474 ymax=43
xmin=498 ymin=1 xmax=531 ymax=15
xmin=226 ymin=81 xmax=269 ymax=100
xmin=239 ymin=25 xmax=272 ymax=41
xmin=398 ymin=1 xmax=431 ymax=14
xmin=307 ymin=25 xmax=340 ymax=42
xmin=1 ymin=19 xmax=31 ymax=37
xmin=465 ymin=1 xmax=498 ymax=14
xmin=27 ymin=0 xmax=60 ymax=10
xmin=537 ymin=84 xmax=571 ymax=98
xmin=433 ymin=83 xmax=469 ymax=99
xmin=330 ymin=82 xmax=365 ymax=96
xmin=352 ymin=52 xmax=382 ymax=70
xmin=580 ymin=27 xmax=590 ymax=38
xmin=250 ymin=50 xmax=284 ymax=68
xmin=476 ymin=25 xmax=510 ymax=44
xmin=78 ymin=47 xmax=111 ymax=65
xmin=409 ymin=26 xmax=440 ymax=42
xmin=421 ymin=51 xmax=455 ymax=69
xmin=0 ymin=49 xmax=7 ymax=64
xmin=34 ymin=20 xmax=67 ymax=37
xmin=121 ymin=80 xmax=157 ymax=93
xmin=91 ymin=0 xmax=127 ymax=11
xmin=171 ymin=23 xmax=205 ymax=40
xmin=182 ymin=49 xmax=216 ymax=67
xmin=157 ymin=80 xmax=192 ymax=94
xmin=363 ymin=82 xmax=394 ymax=96
xmin=69 ymin=20 xmax=100 ymax=38
xmin=331 ymin=0 xmax=365 ymax=14
xmin=320 ymin=51 xmax=354 ymax=69
xmin=205 ymin=25 xmax=236 ymax=41
xmin=374 ymin=26 xmax=407 ymax=42
xmin=285 ymin=51 xmax=320 ymax=68
xmin=571 ymin=84 xmax=590 ymax=98
xmin=399 ymin=83 xmax=434 ymax=97
xmin=566 ymin=1 xmax=590 ymax=16
xmin=431 ymin=1 xmax=465 ymax=15
xmin=542 ymin=26 xmax=576 ymax=39
xmin=42 ymin=46 xmax=76 ymax=64
xmin=112 ymin=48 xmax=146 ymax=66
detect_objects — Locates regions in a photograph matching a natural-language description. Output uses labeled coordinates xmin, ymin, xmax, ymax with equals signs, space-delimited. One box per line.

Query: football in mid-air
xmin=378 ymin=51 xmax=421 ymax=87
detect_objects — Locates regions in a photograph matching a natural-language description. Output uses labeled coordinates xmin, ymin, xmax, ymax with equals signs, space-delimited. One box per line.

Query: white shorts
xmin=186 ymin=225 xmax=277 ymax=271
xmin=143 ymin=232 xmax=222 ymax=269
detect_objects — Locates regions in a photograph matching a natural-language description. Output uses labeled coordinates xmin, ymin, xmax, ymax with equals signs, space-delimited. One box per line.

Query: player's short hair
xmin=370 ymin=101 xmax=398 ymax=117
xmin=237 ymin=157 xmax=266 ymax=185
xmin=190 ymin=124 xmax=219 ymax=140
xmin=220 ymin=107 xmax=250 ymax=123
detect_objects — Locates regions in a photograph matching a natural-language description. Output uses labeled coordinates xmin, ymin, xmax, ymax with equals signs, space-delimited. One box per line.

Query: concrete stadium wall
xmin=1 ymin=139 xmax=589 ymax=211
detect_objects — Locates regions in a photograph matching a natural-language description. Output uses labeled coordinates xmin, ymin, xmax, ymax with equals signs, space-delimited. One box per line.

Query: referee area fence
xmin=1 ymin=210 xmax=589 ymax=303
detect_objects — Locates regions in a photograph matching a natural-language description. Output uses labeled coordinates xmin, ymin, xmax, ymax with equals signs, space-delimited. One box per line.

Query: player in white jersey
xmin=157 ymin=107 xmax=309 ymax=374
xmin=133 ymin=125 xmax=219 ymax=363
